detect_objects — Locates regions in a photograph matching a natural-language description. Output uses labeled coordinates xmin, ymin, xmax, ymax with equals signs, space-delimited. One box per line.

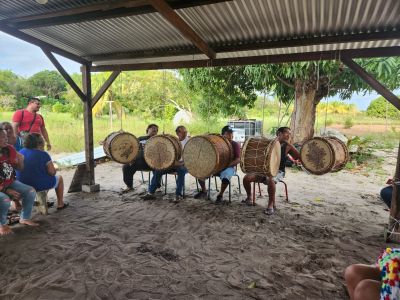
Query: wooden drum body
xmin=183 ymin=134 xmax=233 ymax=178
xmin=144 ymin=134 xmax=182 ymax=170
xmin=103 ymin=131 xmax=139 ymax=164
xmin=300 ymin=136 xmax=349 ymax=175
xmin=240 ymin=137 xmax=281 ymax=177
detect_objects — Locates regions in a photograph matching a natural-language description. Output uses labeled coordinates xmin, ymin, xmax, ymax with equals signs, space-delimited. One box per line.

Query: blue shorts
xmin=219 ymin=167 xmax=236 ymax=181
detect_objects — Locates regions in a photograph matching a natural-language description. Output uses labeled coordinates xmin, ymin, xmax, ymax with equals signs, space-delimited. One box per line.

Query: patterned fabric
xmin=0 ymin=145 xmax=17 ymax=191
xmin=378 ymin=248 xmax=400 ymax=300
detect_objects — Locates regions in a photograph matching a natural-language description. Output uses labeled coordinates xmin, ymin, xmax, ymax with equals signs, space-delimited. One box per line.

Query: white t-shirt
xmin=179 ymin=136 xmax=190 ymax=162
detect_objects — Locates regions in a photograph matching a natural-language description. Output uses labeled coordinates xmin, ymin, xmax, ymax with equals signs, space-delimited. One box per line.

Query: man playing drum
xmin=194 ymin=125 xmax=241 ymax=205
xmin=121 ymin=124 xmax=159 ymax=193
xmin=143 ymin=125 xmax=189 ymax=203
xmin=242 ymin=127 xmax=300 ymax=215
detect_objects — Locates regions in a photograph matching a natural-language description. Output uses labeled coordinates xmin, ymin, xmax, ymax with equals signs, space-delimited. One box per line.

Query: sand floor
xmin=0 ymin=147 xmax=398 ymax=300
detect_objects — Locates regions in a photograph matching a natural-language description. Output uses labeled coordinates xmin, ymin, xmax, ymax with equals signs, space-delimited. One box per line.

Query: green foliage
xmin=366 ymin=96 xmax=400 ymax=119
xmin=28 ymin=70 xmax=67 ymax=98
xmin=0 ymin=94 xmax=17 ymax=111
xmin=52 ymin=102 xmax=68 ymax=113
xmin=344 ymin=117 xmax=354 ymax=129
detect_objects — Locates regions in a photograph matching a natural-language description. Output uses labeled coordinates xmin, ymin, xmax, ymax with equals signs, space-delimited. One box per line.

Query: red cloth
xmin=12 ymin=109 xmax=45 ymax=134
xmin=0 ymin=145 xmax=17 ymax=190
xmin=230 ymin=140 xmax=241 ymax=159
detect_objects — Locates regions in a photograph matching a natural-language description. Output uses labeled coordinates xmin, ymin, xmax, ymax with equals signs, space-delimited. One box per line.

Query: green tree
xmin=367 ymin=96 xmax=400 ymax=119
xmin=182 ymin=58 xmax=400 ymax=143
xmin=28 ymin=70 xmax=67 ymax=98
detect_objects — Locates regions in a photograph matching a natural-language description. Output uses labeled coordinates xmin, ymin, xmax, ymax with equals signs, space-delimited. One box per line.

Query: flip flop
xmin=57 ymin=202 xmax=69 ymax=210
xmin=241 ymin=198 xmax=254 ymax=206
xmin=264 ymin=208 xmax=275 ymax=215
xmin=120 ymin=187 xmax=134 ymax=194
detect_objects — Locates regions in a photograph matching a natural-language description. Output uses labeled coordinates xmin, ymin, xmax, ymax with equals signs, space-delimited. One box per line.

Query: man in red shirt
xmin=12 ymin=97 xmax=51 ymax=151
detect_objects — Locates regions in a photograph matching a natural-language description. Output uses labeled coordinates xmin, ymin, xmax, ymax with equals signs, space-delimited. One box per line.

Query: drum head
xmin=106 ymin=132 xmax=139 ymax=164
xmin=183 ymin=136 xmax=217 ymax=178
xmin=300 ymin=137 xmax=334 ymax=175
xmin=144 ymin=135 xmax=180 ymax=170
xmin=265 ymin=139 xmax=281 ymax=177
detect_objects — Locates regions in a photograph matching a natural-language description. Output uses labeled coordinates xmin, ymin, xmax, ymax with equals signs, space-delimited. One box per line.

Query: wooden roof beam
xmin=147 ymin=0 xmax=216 ymax=59
xmin=341 ymin=56 xmax=400 ymax=110
xmin=86 ymin=31 xmax=400 ymax=62
xmin=91 ymin=46 xmax=400 ymax=72
xmin=0 ymin=24 xmax=89 ymax=64
xmin=1 ymin=0 xmax=231 ymax=29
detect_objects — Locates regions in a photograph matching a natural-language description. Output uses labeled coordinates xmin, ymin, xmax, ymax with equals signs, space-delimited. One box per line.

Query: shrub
xmin=0 ymin=94 xmax=17 ymax=111
xmin=344 ymin=117 xmax=354 ymax=129
xmin=52 ymin=102 xmax=68 ymax=113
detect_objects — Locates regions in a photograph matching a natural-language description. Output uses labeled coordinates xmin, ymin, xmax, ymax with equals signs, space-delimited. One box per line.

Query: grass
xmin=1 ymin=110 xmax=398 ymax=154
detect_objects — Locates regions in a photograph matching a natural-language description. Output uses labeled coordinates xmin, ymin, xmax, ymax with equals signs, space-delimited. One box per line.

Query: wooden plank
xmin=148 ymin=0 xmax=216 ymax=59
xmin=0 ymin=24 xmax=88 ymax=64
xmin=3 ymin=0 xmax=231 ymax=29
xmin=42 ymin=49 xmax=86 ymax=102
xmin=92 ymin=71 xmax=121 ymax=108
xmin=91 ymin=46 xmax=400 ymax=72
xmin=87 ymin=31 xmax=400 ymax=62
xmin=82 ymin=64 xmax=96 ymax=186
xmin=341 ymin=57 xmax=400 ymax=110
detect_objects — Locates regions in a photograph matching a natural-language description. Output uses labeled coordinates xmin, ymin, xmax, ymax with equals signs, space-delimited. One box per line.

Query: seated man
xmin=2 ymin=122 xmax=23 ymax=151
xmin=143 ymin=125 xmax=189 ymax=203
xmin=242 ymin=127 xmax=300 ymax=215
xmin=380 ymin=178 xmax=394 ymax=208
xmin=121 ymin=124 xmax=159 ymax=193
xmin=194 ymin=125 xmax=240 ymax=204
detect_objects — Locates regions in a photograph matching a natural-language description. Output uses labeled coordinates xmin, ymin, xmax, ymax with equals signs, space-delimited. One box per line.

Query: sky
xmin=0 ymin=32 xmax=391 ymax=111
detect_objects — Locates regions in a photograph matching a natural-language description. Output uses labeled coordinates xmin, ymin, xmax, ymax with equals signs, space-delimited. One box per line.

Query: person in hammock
xmin=242 ymin=127 xmax=300 ymax=215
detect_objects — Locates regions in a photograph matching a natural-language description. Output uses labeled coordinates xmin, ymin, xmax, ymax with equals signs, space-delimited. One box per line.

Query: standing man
xmin=242 ymin=127 xmax=300 ymax=215
xmin=194 ymin=125 xmax=241 ymax=204
xmin=12 ymin=97 xmax=51 ymax=151
xmin=121 ymin=124 xmax=159 ymax=193
xmin=143 ymin=125 xmax=189 ymax=203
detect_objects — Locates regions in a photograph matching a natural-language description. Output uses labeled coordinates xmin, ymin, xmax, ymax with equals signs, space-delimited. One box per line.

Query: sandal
xmin=264 ymin=208 xmax=275 ymax=215
xmin=241 ymin=198 xmax=254 ymax=206
xmin=120 ymin=187 xmax=134 ymax=194
xmin=57 ymin=202 xmax=69 ymax=210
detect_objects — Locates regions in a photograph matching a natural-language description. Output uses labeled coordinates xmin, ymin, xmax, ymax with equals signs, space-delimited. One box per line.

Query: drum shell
xmin=144 ymin=134 xmax=182 ymax=170
xmin=183 ymin=134 xmax=234 ymax=178
xmin=300 ymin=136 xmax=349 ymax=175
xmin=240 ymin=137 xmax=281 ymax=177
xmin=103 ymin=131 xmax=139 ymax=164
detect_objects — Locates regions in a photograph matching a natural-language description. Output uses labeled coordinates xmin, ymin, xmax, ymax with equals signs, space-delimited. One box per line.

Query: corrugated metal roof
xmin=1 ymin=0 xmax=399 ymax=65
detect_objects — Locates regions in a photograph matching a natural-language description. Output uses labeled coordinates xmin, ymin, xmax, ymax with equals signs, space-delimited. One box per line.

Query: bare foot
xmin=0 ymin=225 xmax=12 ymax=235
xmin=19 ymin=219 xmax=39 ymax=226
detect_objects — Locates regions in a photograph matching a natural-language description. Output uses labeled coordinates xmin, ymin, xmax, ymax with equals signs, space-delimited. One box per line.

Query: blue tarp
xmin=54 ymin=146 xmax=106 ymax=167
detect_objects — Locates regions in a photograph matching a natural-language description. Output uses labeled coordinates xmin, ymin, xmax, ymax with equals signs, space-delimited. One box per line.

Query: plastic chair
xmin=201 ymin=172 xmax=241 ymax=203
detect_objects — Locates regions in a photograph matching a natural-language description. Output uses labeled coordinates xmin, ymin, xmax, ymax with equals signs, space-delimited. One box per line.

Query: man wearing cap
xmin=12 ymin=97 xmax=52 ymax=151
xmin=194 ymin=125 xmax=241 ymax=204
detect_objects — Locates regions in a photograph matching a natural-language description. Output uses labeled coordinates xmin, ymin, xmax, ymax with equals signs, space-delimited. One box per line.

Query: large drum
xmin=183 ymin=134 xmax=233 ymax=178
xmin=300 ymin=136 xmax=349 ymax=175
xmin=103 ymin=131 xmax=139 ymax=164
xmin=144 ymin=134 xmax=182 ymax=170
xmin=240 ymin=137 xmax=281 ymax=177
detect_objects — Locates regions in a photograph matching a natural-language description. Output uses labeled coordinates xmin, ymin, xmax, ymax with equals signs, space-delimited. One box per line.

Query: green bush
xmin=52 ymin=102 xmax=68 ymax=113
xmin=366 ymin=96 xmax=400 ymax=119
xmin=344 ymin=117 xmax=354 ymax=129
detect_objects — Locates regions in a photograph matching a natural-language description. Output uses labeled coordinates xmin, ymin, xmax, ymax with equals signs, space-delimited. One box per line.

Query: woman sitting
xmin=17 ymin=134 xmax=68 ymax=210
xmin=2 ymin=121 xmax=23 ymax=151
xmin=0 ymin=126 xmax=38 ymax=235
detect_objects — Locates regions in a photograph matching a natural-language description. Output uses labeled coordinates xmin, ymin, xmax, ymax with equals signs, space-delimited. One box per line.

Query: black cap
xmin=221 ymin=125 xmax=233 ymax=135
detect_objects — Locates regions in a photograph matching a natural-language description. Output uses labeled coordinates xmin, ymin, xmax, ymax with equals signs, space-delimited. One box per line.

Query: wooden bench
xmin=54 ymin=146 xmax=106 ymax=193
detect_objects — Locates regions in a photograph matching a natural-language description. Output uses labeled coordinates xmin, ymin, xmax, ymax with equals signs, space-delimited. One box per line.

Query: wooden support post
xmin=82 ymin=63 xmax=99 ymax=192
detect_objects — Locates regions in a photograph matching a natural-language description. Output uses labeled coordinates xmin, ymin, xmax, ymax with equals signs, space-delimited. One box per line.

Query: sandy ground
xmin=0 ymin=147 xmax=398 ymax=300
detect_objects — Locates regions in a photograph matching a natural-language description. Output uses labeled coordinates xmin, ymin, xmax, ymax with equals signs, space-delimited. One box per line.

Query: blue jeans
xmin=0 ymin=193 xmax=11 ymax=225
xmin=149 ymin=166 xmax=187 ymax=196
xmin=0 ymin=181 xmax=36 ymax=224
xmin=381 ymin=186 xmax=393 ymax=208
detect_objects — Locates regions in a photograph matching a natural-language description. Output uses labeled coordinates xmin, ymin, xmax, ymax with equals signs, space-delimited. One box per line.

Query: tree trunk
xmin=290 ymin=79 xmax=318 ymax=144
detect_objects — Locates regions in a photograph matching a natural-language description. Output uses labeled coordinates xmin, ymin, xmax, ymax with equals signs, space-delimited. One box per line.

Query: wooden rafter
xmin=148 ymin=0 xmax=216 ymax=59
xmin=92 ymin=71 xmax=121 ymax=108
xmin=91 ymin=46 xmax=400 ymax=72
xmin=85 ymin=31 xmax=400 ymax=62
xmin=0 ymin=24 xmax=89 ymax=64
xmin=1 ymin=0 xmax=231 ymax=29
xmin=42 ymin=49 xmax=86 ymax=102
xmin=341 ymin=57 xmax=400 ymax=110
